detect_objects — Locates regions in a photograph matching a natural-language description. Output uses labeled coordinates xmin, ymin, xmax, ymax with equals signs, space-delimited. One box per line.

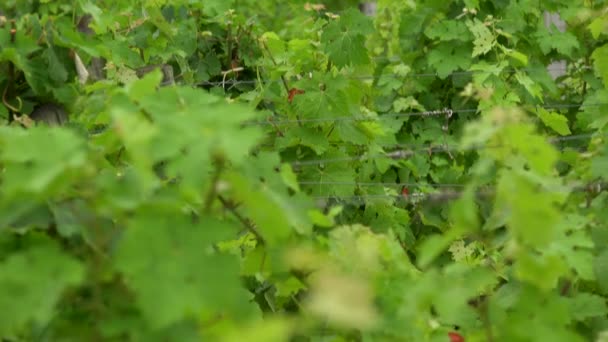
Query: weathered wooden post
xmin=544 ymin=11 xmax=567 ymax=79
xmin=359 ymin=2 xmax=377 ymax=16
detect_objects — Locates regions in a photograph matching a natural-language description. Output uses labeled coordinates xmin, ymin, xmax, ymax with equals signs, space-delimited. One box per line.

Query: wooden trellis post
xmin=359 ymin=2 xmax=377 ymax=16
xmin=544 ymin=11 xmax=567 ymax=79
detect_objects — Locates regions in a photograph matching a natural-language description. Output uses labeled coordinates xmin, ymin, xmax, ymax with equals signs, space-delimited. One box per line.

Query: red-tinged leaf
xmin=288 ymin=88 xmax=305 ymax=103
xmin=448 ymin=331 xmax=465 ymax=342
xmin=401 ymin=187 xmax=409 ymax=197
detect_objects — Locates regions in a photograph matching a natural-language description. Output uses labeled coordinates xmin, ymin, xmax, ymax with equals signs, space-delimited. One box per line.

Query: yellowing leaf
xmin=393 ymin=96 xmax=423 ymax=112
xmin=588 ymin=16 xmax=608 ymax=39
xmin=467 ymin=19 xmax=495 ymax=57
xmin=515 ymin=72 xmax=543 ymax=101
xmin=535 ymin=108 xmax=571 ymax=136
xmin=306 ymin=270 xmax=378 ymax=330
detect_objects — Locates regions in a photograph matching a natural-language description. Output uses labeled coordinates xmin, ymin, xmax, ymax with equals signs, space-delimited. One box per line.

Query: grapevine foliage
xmin=0 ymin=0 xmax=608 ymax=341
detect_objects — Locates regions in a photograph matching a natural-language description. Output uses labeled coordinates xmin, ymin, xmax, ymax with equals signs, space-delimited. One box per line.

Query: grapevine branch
xmin=204 ymin=155 xmax=225 ymax=213
xmin=2 ymin=20 xmax=22 ymax=114
xmin=261 ymin=41 xmax=290 ymax=93
xmin=311 ymin=181 xmax=606 ymax=207
xmin=217 ymin=195 xmax=266 ymax=245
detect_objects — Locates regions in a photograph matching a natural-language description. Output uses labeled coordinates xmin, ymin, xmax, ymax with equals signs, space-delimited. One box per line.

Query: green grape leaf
xmin=221 ymin=318 xmax=292 ymax=342
xmin=293 ymin=75 xmax=362 ymax=120
xmin=393 ymin=96 xmax=425 ymax=113
xmin=144 ymin=6 xmax=178 ymax=37
xmin=53 ymin=17 xmax=108 ymax=57
xmin=567 ymin=293 xmax=608 ymax=321
xmin=227 ymin=173 xmax=303 ymax=243
xmin=114 ymin=207 xmax=252 ymax=328
xmin=0 ymin=1 xmax=606 ymax=339
xmin=277 ymin=126 xmax=330 ymax=155
xmin=592 ymin=44 xmax=608 ymax=89
xmin=515 ymin=72 xmax=543 ymax=101
xmin=424 ymin=20 xmax=472 ymax=41
xmin=535 ymin=26 xmax=580 ymax=57
xmin=78 ymin=0 xmax=113 ymax=34
xmin=321 ymin=8 xmax=374 ymax=67
xmin=499 ymin=45 xmax=529 ymax=66
xmin=0 ymin=105 xmax=7 ymax=120
xmin=466 ymin=19 xmax=495 ymax=57
xmin=0 ymin=25 xmax=41 ymax=57
xmin=502 ymin=123 xmax=559 ymax=175
xmin=280 ymin=163 xmax=300 ymax=192
xmin=309 ymin=206 xmax=343 ymax=228
xmin=432 ymin=266 xmax=496 ymax=325
xmin=427 ymin=42 xmax=472 ymax=79
xmin=515 ymin=251 xmax=567 ymax=290
xmin=293 ymin=78 xmax=353 ymax=120
xmin=416 ymin=229 xmax=463 ymax=269
xmin=0 ymin=236 xmax=84 ymax=335
xmin=202 ymin=0 xmax=236 ymax=16
xmin=275 ymin=276 xmax=307 ymax=298
xmin=300 ymin=152 xmax=357 ymax=197
xmin=588 ymin=16 xmax=608 ymax=39
xmin=591 ymin=154 xmax=608 ymax=180
xmin=43 ymin=47 xmax=69 ymax=83
xmin=543 ymin=215 xmax=594 ymax=280
xmin=594 ymin=250 xmax=608 ymax=295
xmin=449 ymin=187 xmax=479 ymax=232
xmin=0 ymin=126 xmax=87 ymax=196
xmin=494 ymin=171 xmax=561 ymax=247
xmin=535 ymin=108 xmax=571 ymax=136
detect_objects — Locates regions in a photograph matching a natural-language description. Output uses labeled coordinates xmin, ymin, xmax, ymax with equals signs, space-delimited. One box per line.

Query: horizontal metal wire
xmin=249 ymin=102 xmax=606 ymax=126
xmin=290 ymin=132 xmax=602 ymax=167
xmin=198 ymin=65 xmax=588 ymax=87
xmin=299 ymin=181 xmax=467 ymax=188
xmin=251 ymin=108 xmax=457 ymax=126
xmin=311 ymin=181 xmax=605 ymax=207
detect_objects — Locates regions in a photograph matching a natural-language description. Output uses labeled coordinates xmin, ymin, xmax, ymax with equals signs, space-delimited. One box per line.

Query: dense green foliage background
xmin=1 ymin=0 xmax=608 ymax=341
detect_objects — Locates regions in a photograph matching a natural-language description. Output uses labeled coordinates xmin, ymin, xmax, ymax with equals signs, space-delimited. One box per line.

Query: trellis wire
xmin=198 ymin=65 xmax=589 ymax=87
xmin=290 ymin=132 xmax=604 ymax=167
xmin=310 ymin=181 xmax=605 ymax=207
xmin=248 ymin=102 xmax=606 ymax=126
xmin=299 ymin=181 xmax=468 ymax=187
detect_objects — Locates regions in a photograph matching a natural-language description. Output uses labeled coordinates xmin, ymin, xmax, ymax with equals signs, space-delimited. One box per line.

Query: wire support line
xmin=247 ymin=102 xmax=607 ymax=126
xmin=282 ymin=131 xmax=599 ymax=150
xmin=299 ymin=181 xmax=468 ymax=188
xmin=290 ymin=132 xmax=605 ymax=167
xmin=251 ymin=108 xmax=458 ymax=126
xmin=197 ymin=65 xmax=590 ymax=87
xmin=310 ymin=181 xmax=606 ymax=206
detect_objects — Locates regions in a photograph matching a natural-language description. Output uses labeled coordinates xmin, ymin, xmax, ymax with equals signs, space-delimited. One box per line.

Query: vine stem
xmin=217 ymin=195 xmax=265 ymax=245
xmin=261 ymin=41 xmax=290 ymax=93
xmin=479 ymin=296 xmax=494 ymax=342
xmin=261 ymin=40 xmax=304 ymax=126
xmin=2 ymin=57 xmax=22 ymax=114
xmin=2 ymin=83 xmax=21 ymax=113
xmin=203 ymin=155 xmax=225 ymax=213
xmin=394 ymin=231 xmax=408 ymax=256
